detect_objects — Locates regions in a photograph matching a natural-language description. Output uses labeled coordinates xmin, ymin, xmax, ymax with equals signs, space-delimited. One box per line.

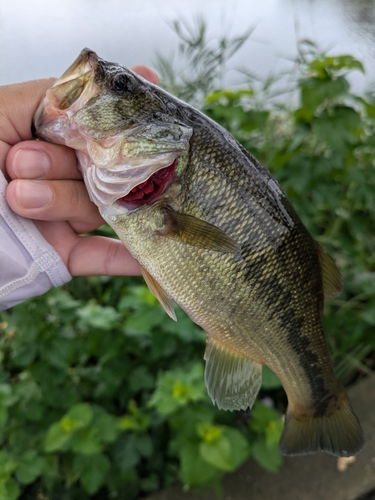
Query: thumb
xmin=0 ymin=78 xmax=56 ymax=145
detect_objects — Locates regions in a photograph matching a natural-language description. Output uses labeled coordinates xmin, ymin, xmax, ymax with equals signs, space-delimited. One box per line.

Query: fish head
xmin=34 ymin=48 xmax=193 ymax=210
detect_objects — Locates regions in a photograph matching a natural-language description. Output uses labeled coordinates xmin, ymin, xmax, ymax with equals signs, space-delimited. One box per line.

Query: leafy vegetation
xmin=1 ymin=31 xmax=375 ymax=500
xmin=204 ymin=43 xmax=375 ymax=382
xmin=155 ymin=16 xmax=253 ymax=106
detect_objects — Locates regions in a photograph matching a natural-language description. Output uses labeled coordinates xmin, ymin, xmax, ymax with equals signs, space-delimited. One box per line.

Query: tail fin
xmin=279 ymin=394 xmax=364 ymax=457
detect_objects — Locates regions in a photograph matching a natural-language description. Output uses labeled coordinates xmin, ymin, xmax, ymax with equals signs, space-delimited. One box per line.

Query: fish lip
xmin=33 ymin=48 xmax=100 ymax=137
xmin=57 ymin=48 xmax=98 ymax=85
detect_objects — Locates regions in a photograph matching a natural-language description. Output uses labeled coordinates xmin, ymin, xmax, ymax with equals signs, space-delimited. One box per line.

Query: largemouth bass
xmin=33 ymin=49 xmax=364 ymax=457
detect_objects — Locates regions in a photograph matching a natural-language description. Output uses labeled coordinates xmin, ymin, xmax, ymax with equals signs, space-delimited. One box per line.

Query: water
xmin=1 ymin=0 xmax=375 ymax=91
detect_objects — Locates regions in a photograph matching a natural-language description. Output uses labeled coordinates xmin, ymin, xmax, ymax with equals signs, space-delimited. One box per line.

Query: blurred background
xmin=1 ymin=0 xmax=375 ymax=89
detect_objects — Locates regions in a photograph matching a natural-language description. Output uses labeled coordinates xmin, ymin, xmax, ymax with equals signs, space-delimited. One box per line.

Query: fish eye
xmin=111 ymin=73 xmax=134 ymax=94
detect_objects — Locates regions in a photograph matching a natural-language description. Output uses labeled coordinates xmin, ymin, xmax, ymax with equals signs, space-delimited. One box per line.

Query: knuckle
xmin=68 ymin=181 xmax=88 ymax=211
xmin=103 ymin=240 xmax=122 ymax=275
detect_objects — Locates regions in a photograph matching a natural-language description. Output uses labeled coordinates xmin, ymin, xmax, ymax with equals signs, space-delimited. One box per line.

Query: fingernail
xmin=16 ymin=180 xmax=53 ymax=209
xmin=13 ymin=149 xmax=50 ymax=178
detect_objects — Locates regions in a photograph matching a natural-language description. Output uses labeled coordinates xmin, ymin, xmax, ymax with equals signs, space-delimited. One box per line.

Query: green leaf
xmin=92 ymin=410 xmax=119 ymax=443
xmin=74 ymin=454 xmax=110 ymax=494
xmin=15 ymin=451 xmax=46 ymax=484
xmin=125 ymin=307 xmax=165 ymax=333
xmin=180 ymin=443 xmax=218 ymax=487
xmin=113 ymin=434 xmax=140 ymax=471
xmin=0 ymin=452 xmax=17 ymax=474
xmin=118 ymin=401 xmax=150 ymax=432
xmin=199 ymin=426 xmax=250 ymax=472
xmin=77 ymin=303 xmax=120 ymax=331
xmin=197 ymin=423 xmax=223 ymax=443
xmin=205 ymin=89 xmax=254 ymax=104
xmin=71 ymin=427 xmax=102 ymax=454
xmin=249 ymin=402 xmax=282 ymax=433
xmin=360 ymin=307 xmax=375 ymax=326
xmin=11 ymin=344 xmax=37 ymax=367
xmin=1 ymin=478 xmax=19 ymax=500
xmin=242 ymin=110 xmax=269 ymax=132
xmin=298 ymin=76 xmax=349 ymax=117
xmin=200 ymin=435 xmax=233 ymax=471
xmin=309 ymin=55 xmax=364 ymax=76
xmin=265 ymin=419 xmax=284 ymax=448
xmin=223 ymin=427 xmax=251 ymax=469
xmin=129 ymin=366 xmax=155 ymax=392
xmin=44 ymin=421 xmax=71 ymax=452
xmin=149 ymin=364 xmax=206 ymax=415
xmin=136 ymin=434 xmax=153 ymax=458
xmin=252 ymin=439 xmax=282 ymax=472
xmin=313 ymin=106 xmax=360 ymax=151
xmin=67 ymin=403 xmax=93 ymax=427
xmin=261 ymin=366 xmax=282 ymax=389
xmin=0 ymin=407 xmax=8 ymax=428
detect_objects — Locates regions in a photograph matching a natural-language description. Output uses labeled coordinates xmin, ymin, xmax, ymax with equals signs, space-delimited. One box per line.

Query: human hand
xmin=2 ymin=65 xmax=159 ymax=276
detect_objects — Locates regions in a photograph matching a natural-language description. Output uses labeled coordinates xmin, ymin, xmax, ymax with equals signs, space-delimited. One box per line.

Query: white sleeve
xmin=0 ymin=171 xmax=72 ymax=311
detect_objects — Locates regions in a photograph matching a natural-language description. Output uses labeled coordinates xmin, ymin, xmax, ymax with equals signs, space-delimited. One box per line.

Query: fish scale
xmin=33 ymin=48 xmax=364 ymax=457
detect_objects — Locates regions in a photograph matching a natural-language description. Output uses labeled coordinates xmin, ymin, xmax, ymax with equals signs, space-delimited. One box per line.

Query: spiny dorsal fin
xmin=315 ymin=242 xmax=343 ymax=301
xmin=159 ymin=209 xmax=240 ymax=254
xmin=204 ymin=337 xmax=262 ymax=411
xmin=140 ymin=265 xmax=177 ymax=321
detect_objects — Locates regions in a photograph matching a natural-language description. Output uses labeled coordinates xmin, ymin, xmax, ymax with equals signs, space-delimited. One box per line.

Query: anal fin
xmin=204 ymin=337 xmax=262 ymax=411
xmin=140 ymin=265 xmax=177 ymax=321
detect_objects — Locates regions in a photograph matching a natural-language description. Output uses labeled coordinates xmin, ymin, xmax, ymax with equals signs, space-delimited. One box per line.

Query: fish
xmin=33 ymin=48 xmax=364 ymax=457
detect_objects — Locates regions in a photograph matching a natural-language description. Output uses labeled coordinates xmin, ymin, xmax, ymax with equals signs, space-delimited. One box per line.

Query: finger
xmin=6 ymin=178 xmax=103 ymax=233
xmin=68 ymin=236 xmax=141 ymax=276
xmin=33 ymin=221 xmax=140 ymax=276
xmin=0 ymin=78 xmax=56 ymax=144
xmin=6 ymin=140 xmax=80 ymax=181
xmin=131 ymin=65 xmax=159 ymax=85
xmin=0 ymin=142 xmax=11 ymax=179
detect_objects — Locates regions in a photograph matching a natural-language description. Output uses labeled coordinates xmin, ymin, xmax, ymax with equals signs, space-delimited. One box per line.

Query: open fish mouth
xmin=33 ymin=48 xmax=192 ymax=212
xmin=81 ymin=149 xmax=183 ymax=209
xmin=33 ymin=49 xmax=99 ymax=144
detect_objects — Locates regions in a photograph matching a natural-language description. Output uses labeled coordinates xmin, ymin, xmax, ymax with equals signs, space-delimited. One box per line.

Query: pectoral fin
xmin=204 ymin=337 xmax=262 ymax=411
xmin=315 ymin=242 xmax=343 ymax=301
xmin=140 ymin=265 xmax=177 ymax=321
xmin=159 ymin=209 xmax=240 ymax=253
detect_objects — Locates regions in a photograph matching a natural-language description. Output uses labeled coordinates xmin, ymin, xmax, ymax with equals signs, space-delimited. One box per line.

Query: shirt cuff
xmin=0 ymin=171 xmax=72 ymax=310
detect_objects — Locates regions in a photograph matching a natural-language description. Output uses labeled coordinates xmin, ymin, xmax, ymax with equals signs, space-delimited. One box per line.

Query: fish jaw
xmin=34 ymin=49 xmax=100 ymax=148
xmin=33 ymin=48 xmax=193 ymax=209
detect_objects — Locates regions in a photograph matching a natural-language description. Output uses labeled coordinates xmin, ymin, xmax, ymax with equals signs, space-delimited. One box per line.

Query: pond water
xmin=1 ymin=0 xmax=375 ymax=92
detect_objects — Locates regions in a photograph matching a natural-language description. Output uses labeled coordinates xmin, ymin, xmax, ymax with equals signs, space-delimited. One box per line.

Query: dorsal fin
xmin=315 ymin=242 xmax=343 ymax=301
xmin=140 ymin=265 xmax=177 ymax=321
xmin=204 ymin=337 xmax=262 ymax=411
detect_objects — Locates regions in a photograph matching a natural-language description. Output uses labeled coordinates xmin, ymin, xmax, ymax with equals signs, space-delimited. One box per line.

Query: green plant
xmin=154 ymin=16 xmax=253 ymax=106
xmin=204 ymin=44 xmax=375 ymax=380
xmin=0 ymin=282 xmax=282 ymax=498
